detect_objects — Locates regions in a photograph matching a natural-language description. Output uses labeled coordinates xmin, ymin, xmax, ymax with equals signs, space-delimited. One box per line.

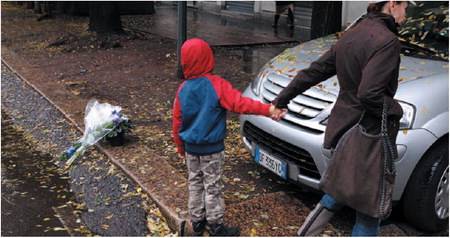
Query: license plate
xmin=255 ymin=146 xmax=287 ymax=179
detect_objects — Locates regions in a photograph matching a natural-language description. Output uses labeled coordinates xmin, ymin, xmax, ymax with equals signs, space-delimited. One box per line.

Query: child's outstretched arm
xmin=215 ymin=77 xmax=273 ymax=116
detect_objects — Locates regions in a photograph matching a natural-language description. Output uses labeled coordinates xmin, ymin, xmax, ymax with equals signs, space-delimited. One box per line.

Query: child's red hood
xmin=181 ymin=38 xmax=215 ymax=80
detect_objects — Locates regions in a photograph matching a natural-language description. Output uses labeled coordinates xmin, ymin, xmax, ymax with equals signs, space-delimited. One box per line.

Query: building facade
xmin=173 ymin=1 xmax=368 ymax=40
xmin=192 ymin=1 xmax=368 ymax=28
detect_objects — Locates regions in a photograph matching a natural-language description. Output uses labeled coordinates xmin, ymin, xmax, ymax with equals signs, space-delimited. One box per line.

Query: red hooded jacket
xmin=172 ymin=38 xmax=271 ymax=155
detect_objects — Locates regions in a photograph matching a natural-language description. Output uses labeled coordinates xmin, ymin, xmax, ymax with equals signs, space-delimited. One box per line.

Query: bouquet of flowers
xmin=103 ymin=115 xmax=132 ymax=146
xmin=60 ymin=99 xmax=131 ymax=167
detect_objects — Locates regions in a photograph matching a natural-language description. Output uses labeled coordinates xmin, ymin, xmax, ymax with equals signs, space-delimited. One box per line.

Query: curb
xmin=2 ymin=59 xmax=187 ymax=235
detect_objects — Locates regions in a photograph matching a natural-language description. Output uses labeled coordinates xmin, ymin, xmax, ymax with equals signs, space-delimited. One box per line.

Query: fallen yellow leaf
xmin=250 ymin=228 xmax=257 ymax=236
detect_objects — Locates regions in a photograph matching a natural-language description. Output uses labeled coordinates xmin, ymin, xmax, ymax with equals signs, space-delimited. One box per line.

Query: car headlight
xmin=251 ymin=70 xmax=266 ymax=96
xmin=320 ymin=101 xmax=415 ymax=129
xmin=398 ymin=101 xmax=415 ymax=129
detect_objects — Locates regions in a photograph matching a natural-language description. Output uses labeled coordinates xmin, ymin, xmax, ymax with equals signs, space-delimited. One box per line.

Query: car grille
xmin=243 ymin=122 xmax=321 ymax=180
xmin=261 ymin=73 xmax=334 ymax=120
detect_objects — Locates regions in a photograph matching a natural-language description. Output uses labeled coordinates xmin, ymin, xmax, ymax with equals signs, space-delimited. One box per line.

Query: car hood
xmin=266 ymin=35 xmax=449 ymax=97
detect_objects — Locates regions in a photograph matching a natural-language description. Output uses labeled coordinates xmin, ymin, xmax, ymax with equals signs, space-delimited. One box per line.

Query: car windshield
xmin=399 ymin=1 xmax=449 ymax=61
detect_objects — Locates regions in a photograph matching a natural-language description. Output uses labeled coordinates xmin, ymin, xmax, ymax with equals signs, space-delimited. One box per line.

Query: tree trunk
xmin=55 ymin=1 xmax=69 ymax=14
xmin=117 ymin=1 xmax=155 ymax=15
xmin=67 ymin=2 xmax=90 ymax=16
xmin=42 ymin=1 xmax=53 ymax=16
xmin=33 ymin=1 xmax=41 ymax=13
xmin=89 ymin=2 xmax=123 ymax=34
xmin=25 ymin=1 xmax=34 ymax=9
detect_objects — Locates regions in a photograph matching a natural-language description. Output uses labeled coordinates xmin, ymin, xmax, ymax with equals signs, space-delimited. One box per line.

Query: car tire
xmin=402 ymin=137 xmax=449 ymax=232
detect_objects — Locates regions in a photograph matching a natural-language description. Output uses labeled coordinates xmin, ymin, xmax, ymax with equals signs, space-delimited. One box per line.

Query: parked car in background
xmin=240 ymin=1 xmax=449 ymax=232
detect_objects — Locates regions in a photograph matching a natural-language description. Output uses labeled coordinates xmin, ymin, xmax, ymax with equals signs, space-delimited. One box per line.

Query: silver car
xmin=240 ymin=2 xmax=448 ymax=232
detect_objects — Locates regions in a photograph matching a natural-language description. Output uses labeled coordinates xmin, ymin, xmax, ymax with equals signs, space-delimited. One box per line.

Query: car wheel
xmin=402 ymin=138 xmax=449 ymax=232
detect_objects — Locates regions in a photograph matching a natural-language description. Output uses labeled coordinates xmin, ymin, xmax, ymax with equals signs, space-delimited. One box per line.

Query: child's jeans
xmin=320 ymin=194 xmax=381 ymax=236
xmin=186 ymin=151 xmax=225 ymax=224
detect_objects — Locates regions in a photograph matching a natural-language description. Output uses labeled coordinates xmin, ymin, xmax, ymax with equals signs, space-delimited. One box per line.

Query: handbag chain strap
xmin=381 ymin=100 xmax=397 ymax=174
xmin=379 ymin=99 xmax=397 ymax=218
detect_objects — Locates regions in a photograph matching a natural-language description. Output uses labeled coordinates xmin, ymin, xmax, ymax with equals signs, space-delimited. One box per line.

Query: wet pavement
xmin=122 ymin=5 xmax=308 ymax=46
xmin=1 ymin=113 xmax=72 ymax=236
xmin=214 ymin=44 xmax=297 ymax=75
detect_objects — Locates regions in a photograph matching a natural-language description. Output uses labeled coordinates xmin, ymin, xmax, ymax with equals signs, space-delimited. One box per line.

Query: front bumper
xmin=240 ymin=87 xmax=438 ymax=201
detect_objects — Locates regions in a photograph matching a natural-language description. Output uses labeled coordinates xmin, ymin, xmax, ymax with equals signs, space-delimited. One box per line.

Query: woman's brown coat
xmin=273 ymin=12 xmax=404 ymax=149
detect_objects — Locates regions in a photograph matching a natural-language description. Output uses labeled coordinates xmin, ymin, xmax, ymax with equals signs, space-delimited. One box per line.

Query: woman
xmin=271 ymin=1 xmax=411 ymax=236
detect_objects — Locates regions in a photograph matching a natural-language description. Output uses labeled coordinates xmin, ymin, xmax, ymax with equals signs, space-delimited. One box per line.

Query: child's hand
xmin=270 ymin=104 xmax=287 ymax=121
xmin=178 ymin=153 xmax=186 ymax=160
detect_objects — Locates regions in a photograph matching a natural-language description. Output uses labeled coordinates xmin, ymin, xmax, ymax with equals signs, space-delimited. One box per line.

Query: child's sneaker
xmin=191 ymin=219 xmax=207 ymax=236
xmin=208 ymin=223 xmax=240 ymax=236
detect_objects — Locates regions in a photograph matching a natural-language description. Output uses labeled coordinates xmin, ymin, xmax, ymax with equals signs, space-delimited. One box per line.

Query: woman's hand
xmin=269 ymin=104 xmax=288 ymax=121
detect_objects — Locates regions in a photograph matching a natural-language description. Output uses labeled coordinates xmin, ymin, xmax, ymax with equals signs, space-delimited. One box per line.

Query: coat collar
xmin=366 ymin=12 xmax=399 ymax=35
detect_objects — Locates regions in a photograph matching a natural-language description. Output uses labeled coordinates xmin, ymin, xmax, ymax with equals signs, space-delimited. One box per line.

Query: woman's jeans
xmin=320 ymin=194 xmax=381 ymax=236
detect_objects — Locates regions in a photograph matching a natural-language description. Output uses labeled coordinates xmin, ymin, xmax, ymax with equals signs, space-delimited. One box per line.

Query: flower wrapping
xmin=60 ymin=99 xmax=129 ymax=167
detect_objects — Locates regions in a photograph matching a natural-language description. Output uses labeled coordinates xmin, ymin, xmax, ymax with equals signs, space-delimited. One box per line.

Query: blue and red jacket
xmin=172 ymin=38 xmax=271 ymax=155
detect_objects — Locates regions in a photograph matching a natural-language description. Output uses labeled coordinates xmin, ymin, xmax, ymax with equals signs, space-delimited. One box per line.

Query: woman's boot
xmin=297 ymin=203 xmax=334 ymax=236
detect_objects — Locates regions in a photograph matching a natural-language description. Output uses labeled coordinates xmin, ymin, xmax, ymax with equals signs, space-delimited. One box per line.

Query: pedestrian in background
xmin=272 ymin=1 xmax=295 ymax=29
xmin=271 ymin=0 xmax=412 ymax=236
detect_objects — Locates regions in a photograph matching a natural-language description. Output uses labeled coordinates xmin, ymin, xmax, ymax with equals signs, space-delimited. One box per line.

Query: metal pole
xmin=177 ymin=1 xmax=187 ymax=79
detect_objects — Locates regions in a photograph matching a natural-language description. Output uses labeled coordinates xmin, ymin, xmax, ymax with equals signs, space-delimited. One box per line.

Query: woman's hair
xmin=367 ymin=1 xmax=404 ymax=13
xmin=367 ymin=1 xmax=388 ymax=13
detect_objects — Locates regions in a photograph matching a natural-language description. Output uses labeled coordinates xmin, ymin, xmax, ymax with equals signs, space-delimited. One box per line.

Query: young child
xmin=172 ymin=38 xmax=276 ymax=236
